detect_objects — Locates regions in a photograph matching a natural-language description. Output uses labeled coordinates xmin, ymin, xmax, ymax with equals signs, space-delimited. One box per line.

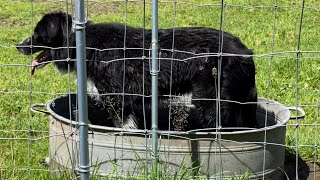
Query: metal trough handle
xmin=31 ymin=103 xmax=50 ymax=115
xmin=288 ymin=106 xmax=305 ymax=120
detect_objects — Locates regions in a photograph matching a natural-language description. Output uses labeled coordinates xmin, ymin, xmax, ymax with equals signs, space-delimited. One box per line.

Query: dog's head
xmin=16 ymin=11 xmax=73 ymax=74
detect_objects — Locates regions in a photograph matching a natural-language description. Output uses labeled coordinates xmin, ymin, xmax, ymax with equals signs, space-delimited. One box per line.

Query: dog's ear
xmin=60 ymin=20 xmax=72 ymax=38
xmin=46 ymin=20 xmax=60 ymax=39
xmin=45 ymin=12 xmax=72 ymax=39
xmin=60 ymin=13 xmax=73 ymax=38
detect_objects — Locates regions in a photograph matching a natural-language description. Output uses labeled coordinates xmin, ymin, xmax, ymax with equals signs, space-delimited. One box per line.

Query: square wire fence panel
xmin=0 ymin=0 xmax=319 ymax=179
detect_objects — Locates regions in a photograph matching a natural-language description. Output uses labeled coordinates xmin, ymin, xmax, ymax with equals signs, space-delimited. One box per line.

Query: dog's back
xmin=83 ymin=23 xmax=257 ymax=128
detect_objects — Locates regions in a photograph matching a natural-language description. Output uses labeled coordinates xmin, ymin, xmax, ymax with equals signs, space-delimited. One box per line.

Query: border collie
xmin=17 ymin=11 xmax=257 ymax=130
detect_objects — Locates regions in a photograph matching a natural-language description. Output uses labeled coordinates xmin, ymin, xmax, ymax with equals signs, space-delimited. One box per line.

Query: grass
xmin=0 ymin=0 xmax=319 ymax=179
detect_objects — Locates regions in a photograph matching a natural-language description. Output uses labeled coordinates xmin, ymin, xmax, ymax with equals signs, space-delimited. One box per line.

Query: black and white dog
xmin=17 ymin=11 xmax=257 ymax=129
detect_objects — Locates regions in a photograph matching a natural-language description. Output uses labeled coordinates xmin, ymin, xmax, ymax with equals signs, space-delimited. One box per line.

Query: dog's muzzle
xmin=17 ymin=37 xmax=51 ymax=75
xmin=16 ymin=37 xmax=33 ymax=55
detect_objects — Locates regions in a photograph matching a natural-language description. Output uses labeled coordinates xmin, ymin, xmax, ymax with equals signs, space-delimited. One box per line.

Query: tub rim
xmin=33 ymin=94 xmax=305 ymax=136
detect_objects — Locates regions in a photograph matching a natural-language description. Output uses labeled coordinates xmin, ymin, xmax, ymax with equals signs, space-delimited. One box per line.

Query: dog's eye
xmin=33 ymin=34 xmax=41 ymax=40
xmin=31 ymin=34 xmax=41 ymax=43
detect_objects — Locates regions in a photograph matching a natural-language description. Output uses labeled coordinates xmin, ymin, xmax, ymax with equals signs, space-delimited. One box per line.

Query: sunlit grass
xmin=0 ymin=0 xmax=319 ymax=179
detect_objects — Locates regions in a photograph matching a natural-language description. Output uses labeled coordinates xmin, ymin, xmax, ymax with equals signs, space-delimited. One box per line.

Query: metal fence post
xmin=151 ymin=0 xmax=159 ymax=174
xmin=74 ymin=0 xmax=90 ymax=179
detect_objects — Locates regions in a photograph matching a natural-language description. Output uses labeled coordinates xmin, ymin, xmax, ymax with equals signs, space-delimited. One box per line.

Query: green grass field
xmin=0 ymin=0 xmax=319 ymax=179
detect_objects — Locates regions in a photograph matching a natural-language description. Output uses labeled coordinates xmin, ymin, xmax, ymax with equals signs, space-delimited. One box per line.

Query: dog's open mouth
xmin=31 ymin=51 xmax=50 ymax=75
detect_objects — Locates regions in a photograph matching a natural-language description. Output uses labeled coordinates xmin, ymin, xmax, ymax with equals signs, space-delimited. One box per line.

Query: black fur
xmin=17 ymin=11 xmax=258 ymax=129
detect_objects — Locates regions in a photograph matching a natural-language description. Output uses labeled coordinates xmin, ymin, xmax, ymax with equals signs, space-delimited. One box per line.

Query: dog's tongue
xmin=31 ymin=52 xmax=46 ymax=75
xmin=31 ymin=60 xmax=39 ymax=75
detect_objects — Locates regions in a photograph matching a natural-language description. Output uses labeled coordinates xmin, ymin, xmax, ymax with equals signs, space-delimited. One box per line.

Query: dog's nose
xmin=16 ymin=42 xmax=24 ymax=51
xmin=16 ymin=42 xmax=22 ymax=49
xmin=16 ymin=38 xmax=32 ymax=55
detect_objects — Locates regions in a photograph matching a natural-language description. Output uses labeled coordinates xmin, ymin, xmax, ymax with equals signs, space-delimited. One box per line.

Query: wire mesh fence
xmin=0 ymin=0 xmax=319 ymax=179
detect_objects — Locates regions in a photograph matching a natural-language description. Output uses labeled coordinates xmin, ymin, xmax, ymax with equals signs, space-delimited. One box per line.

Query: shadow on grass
xmin=284 ymin=150 xmax=310 ymax=180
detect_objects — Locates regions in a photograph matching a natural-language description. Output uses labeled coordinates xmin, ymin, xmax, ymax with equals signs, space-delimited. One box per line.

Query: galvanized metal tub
xmin=33 ymin=94 xmax=304 ymax=179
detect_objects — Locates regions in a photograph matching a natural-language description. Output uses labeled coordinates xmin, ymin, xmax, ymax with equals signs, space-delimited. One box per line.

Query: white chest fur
xmin=87 ymin=79 xmax=101 ymax=101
